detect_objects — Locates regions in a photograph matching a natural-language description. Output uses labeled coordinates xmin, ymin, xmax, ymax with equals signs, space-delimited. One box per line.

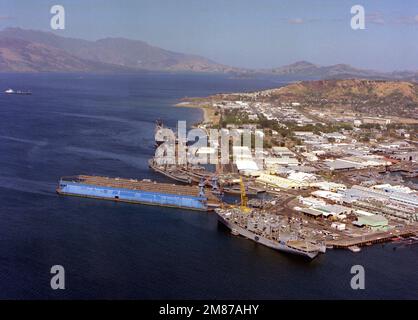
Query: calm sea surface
xmin=0 ymin=73 xmax=417 ymax=299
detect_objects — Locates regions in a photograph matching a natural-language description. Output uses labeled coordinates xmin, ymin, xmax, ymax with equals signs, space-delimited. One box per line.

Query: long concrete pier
xmin=326 ymin=226 xmax=418 ymax=249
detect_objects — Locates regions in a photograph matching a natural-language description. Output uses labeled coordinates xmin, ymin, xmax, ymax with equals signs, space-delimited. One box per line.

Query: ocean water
xmin=0 ymin=73 xmax=417 ymax=299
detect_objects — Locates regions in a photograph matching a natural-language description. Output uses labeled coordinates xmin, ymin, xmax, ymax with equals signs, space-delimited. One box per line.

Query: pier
xmin=326 ymin=226 xmax=418 ymax=249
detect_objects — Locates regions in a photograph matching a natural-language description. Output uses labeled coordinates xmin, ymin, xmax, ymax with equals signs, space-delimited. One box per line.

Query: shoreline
xmin=175 ymin=101 xmax=217 ymax=124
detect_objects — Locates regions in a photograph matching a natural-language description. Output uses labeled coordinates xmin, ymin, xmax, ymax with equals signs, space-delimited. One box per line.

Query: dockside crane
xmin=239 ymin=177 xmax=251 ymax=213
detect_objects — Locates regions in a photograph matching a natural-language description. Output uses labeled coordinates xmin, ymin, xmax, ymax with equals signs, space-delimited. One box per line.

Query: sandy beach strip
xmin=175 ymin=101 xmax=215 ymax=123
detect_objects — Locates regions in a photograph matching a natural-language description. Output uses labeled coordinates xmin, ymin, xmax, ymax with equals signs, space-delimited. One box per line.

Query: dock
xmin=57 ymin=175 xmax=221 ymax=211
xmin=326 ymin=226 xmax=418 ymax=249
xmin=148 ymin=158 xmax=265 ymax=196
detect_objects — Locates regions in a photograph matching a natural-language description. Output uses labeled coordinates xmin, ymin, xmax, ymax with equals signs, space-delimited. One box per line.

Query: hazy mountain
xmin=0 ymin=28 xmax=417 ymax=80
xmin=0 ymin=27 xmax=236 ymax=73
xmin=256 ymin=61 xmax=390 ymax=80
xmin=239 ymin=60 xmax=418 ymax=81
xmin=274 ymin=78 xmax=418 ymax=100
xmin=0 ymin=37 xmax=130 ymax=72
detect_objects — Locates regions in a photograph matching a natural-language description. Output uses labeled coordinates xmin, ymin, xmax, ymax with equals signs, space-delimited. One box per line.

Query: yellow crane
xmin=239 ymin=177 xmax=251 ymax=213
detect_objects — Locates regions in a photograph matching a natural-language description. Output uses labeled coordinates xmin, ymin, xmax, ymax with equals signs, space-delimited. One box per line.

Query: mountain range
xmin=0 ymin=28 xmax=235 ymax=73
xmin=0 ymin=27 xmax=417 ymax=81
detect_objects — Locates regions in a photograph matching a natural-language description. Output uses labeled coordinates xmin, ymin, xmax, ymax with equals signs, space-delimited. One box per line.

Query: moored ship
xmin=216 ymin=207 xmax=323 ymax=259
xmin=148 ymin=158 xmax=192 ymax=184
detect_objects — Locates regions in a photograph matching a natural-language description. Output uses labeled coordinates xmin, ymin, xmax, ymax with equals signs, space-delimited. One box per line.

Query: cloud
xmin=366 ymin=12 xmax=385 ymax=25
xmin=285 ymin=17 xmax=343 ymax=25
xmin=393 ymin=14 xmax=418 ymax=25
xmin=288 ymin=18 xmax=304 ymax=25
xmin=284 ymin=13 xmax=418 ymax=27
xmin=362 ymin=12 xmax=418 ymax=26
xmin=0 ymin=15 xmax=14 ymax=21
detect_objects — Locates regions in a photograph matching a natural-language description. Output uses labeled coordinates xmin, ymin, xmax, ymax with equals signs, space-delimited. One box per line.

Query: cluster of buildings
xmin=323 ymin=155 xmax=391 ymax=172
xmin=203 ymin=96 xmax=418 ymax=231
xmin=227 ymin=142 xmax=418 ymax=226
xmin=213 ymin=100 xmax=314 ymax=126
xmin=254 ymin=102 xmax=314 ymax=125
xmin=290 ymin=130 xmax=416 ymax=172
xmin=308 ymin=108 xmax=393 ymax=127
xmin=296 ymin=181 xmax=418 ymax=226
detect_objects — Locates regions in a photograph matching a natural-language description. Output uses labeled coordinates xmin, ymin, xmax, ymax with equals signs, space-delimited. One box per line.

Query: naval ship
xmin=216 ymin=207 xmax=323 ymax=259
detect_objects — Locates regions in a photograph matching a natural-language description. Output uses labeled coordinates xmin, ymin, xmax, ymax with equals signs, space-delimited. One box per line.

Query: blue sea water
xmin=0 ymin=73 xmax=417 ymax=299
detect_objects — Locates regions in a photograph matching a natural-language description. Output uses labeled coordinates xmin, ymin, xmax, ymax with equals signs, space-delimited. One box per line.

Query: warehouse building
xmin=353 ymin=215 xmax=388 ymax=231
xmin=256 ymin=173 xmax=307 ymax=190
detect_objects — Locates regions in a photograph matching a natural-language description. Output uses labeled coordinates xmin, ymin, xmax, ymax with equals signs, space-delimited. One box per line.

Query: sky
xmin=1 ymin=0 xmax=418 ymax=71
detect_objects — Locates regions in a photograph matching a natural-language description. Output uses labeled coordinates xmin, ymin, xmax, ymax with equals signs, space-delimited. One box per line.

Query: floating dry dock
xmin=57 ymin=175 xmax=220 ymax=211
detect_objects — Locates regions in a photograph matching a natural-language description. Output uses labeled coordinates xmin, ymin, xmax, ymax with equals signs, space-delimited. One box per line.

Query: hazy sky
xmin=1 ymin=0 xmax=418 ymax=71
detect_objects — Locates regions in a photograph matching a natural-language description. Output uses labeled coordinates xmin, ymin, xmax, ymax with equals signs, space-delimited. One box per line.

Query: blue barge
xmin=57 ymin=175 xmax=220 ymax=211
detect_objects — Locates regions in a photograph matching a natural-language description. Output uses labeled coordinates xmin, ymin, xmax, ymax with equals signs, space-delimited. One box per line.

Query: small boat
xmin=348 ymin=245 xmax=361 ymax=253
xmin=231 ymin=229 xmax=240 ymax=236
xmin=391 ymin=237 xmax=402 ymax=242
xmin=317 ymin=243 xmax=327 ymax=253
xmin=4 ymin=88 xmax=32 ymax=95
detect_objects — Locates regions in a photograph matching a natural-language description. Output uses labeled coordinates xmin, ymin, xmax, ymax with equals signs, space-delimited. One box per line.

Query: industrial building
xmin=353 ymin=215 xmax=389 ymax=231
xmin=344 ymin=185 xmax=418 ymax=222
xmin=256 ymin=173 xmax=308 ymax=190
xmin=311 ymin=190 xmax=344 ymax=204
